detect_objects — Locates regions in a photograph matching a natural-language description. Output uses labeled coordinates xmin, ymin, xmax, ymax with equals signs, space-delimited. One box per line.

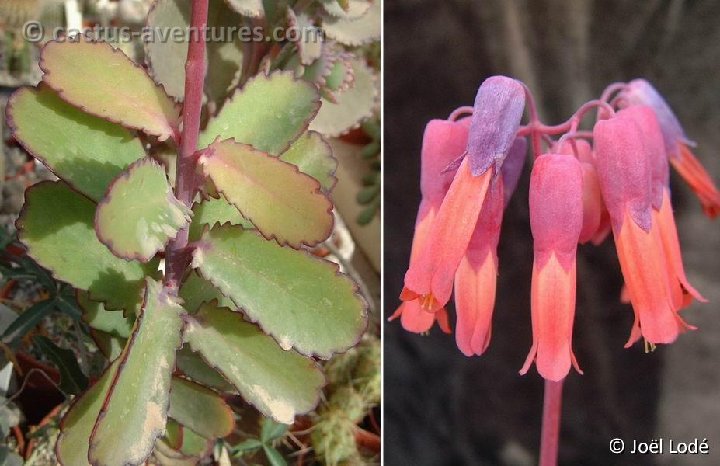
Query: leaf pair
xmin=9 ymin=38 xmax=189 ymax=264
xmin=57 ymin=279 xmax=183 ymax=465
xmin=58 ymin=279 xmax=324 ymax=465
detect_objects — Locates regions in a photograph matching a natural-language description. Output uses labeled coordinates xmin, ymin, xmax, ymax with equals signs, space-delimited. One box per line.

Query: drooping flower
xmin=623 ymin=79 xmax=720 ymax=218
xmin=453 ymin=177 xmax=504 ymax=356
xmin=452 ymin=137 xmax=526 ymax=355
xmin=593 ymin=108 xmax=695 ymax=346
xmin=401 ymin=76 xmax=525 ymax=313
xmin=391 ymin=117 xmax=471 ymax=333
xmin=393 ymin=75 xmax=711 ymax=382
xmin=520 ymin=153 xmax=584 ymax=381
xmin=622 ymin=105 xmax=706 ymax=311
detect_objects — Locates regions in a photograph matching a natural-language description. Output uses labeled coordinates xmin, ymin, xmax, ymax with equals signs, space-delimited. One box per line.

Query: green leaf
xmin=199 ymin=139 xmax=333 ymax=247
xmin=7 ymin=86 xmax=145 ymax=201
xmin=89 ymin=279 xmax=184 ymax=466
xmin=169 ymin=377 xmax=234 ymax=439
xmin=193 ymin=226 xmax=367 ymax=358
xmin=260 ymin=417 xmax=288 ymax=443
xmin=188 ymin=197 xmax=254 ymax=242
xmin=180 ymin=427 xmax=212 ymax=457
xmin=279 ymin=131 xmax=337 ymax=191
xmin=310 ymin=58 xmax=377 ymax=137
xmin=32 ymin=335 xmax=88 ymax=395
xmin=96 ymin=157 xmax=191 ymax=262
xmin=323 ymin=56 xmax=353 ymax=92
xmin=144 ymin=0 xmax=189 ymax=101
xmin=164 ymin=418 xmax=184 ymax=449
xmin=40 ymin=39 xmax=180 ymax=141
xmin=175 ymin=345 xmax=235 ymax=392
xmin=184 ymin=302 xmax=324 ymax=424
xmin=322 ymin=0 xmax=380 ymax=46
xmin=146 ymin=0 xmax=245 ymax=105
xmin=200 ymin=72 xmax=320 ymax=155
xmin=205 ymin=1 xmax=247 ymax=105
xmin=78 ymin=291 xmax=134 ymax=338
xmin=263 ymin=445 xmax=288 ymax=466
xmin=1 ymin=299 xmax=55 ymax=345
xmin=17 ymin=181 xmax=153 ymax=311
xmin=232 ymin=439 xmax=263 ymax=454
xmin=179 ymin=270 xmax=234 ymax=313
xmin=56 ymin=360 xmax=119 ymax=466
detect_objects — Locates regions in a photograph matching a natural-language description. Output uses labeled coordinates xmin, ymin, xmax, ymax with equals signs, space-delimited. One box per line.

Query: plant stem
xmin=164 ymin=0 xmax=209 ymax=289
xmin=539 ymin=379 xmax=564 ymax=466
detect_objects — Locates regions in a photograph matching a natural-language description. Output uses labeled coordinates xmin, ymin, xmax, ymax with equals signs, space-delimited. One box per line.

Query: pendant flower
xmin=622 ymin=79 xmax=720 ymax=218
xmin=401 ymin=76 xmax=525 ymax=315
xmin=520 ymin=153 xmax=584 ymax=381
xmin=390 ymin=117 xmax=471 ymax=333
xmin=393 ymin=75 xmax=711 ymax=382
xmin=593 ymin=106 xmax=698 ymax=346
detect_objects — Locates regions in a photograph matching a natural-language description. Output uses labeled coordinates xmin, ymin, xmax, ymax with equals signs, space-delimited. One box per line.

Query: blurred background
xmin=385 ymin=1 xmax=720 ymax=465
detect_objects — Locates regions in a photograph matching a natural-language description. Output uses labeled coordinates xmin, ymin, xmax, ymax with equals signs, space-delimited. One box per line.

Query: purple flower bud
xmin=467 ymin=76 xmax=526 ymax=176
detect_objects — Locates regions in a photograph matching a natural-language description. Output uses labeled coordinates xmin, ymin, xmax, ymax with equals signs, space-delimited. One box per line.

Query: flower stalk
xmin=540 ymin=379 xmax=564 ymax=466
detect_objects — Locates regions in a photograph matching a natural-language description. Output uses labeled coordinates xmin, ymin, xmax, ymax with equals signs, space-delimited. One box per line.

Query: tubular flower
xmin=623 ymin=79 xmax=720 ymax=218
xmin=402 ymin=76 xmax=525 ymax=313
xmin=394 ymin=75 xmax=712 ymax=381
xmin=391 ymin=118 xmax=471 ymax=333
xmin=453 ymin=178 xmax=504 ymax=356
xmin=593 ymin=109 xmax=695 ymax=347
xmin=521 ymin=154 xmax=584 ymax=381
xmin=623 ymin=106 xmax=706 ymax=311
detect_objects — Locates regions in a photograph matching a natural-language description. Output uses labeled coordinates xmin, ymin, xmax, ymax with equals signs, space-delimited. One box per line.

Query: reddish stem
xmin=164 ymin=0 xmax=209 ymax=288
xmin=521 ymin=84 xmax=543 ymax=159
xmin=599 ymin=82 xmax=627 ymax=103
xmin=539 ymin=379 xmax=564 ymax=466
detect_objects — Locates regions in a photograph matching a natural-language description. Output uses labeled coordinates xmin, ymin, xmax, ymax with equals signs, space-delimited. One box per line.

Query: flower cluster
xmin=391 ymin=76 xmax=718 ymax=381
